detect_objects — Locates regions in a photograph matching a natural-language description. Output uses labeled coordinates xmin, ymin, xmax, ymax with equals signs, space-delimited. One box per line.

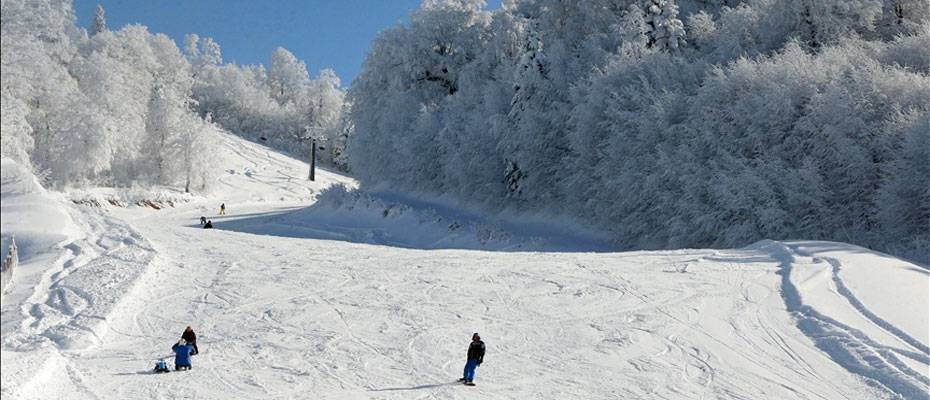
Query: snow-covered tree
xmin=183 ymin=33 xmax=200 ymax=58
xmin=348 ymin=0 xmax=490 ymax=188
xmin=268 ymin=47 xmax=309 ymax=105
xmin=641 ymin=0 xmax=686 ymax=50
xmin=686 ymin=11 xmax=716 ymax=50
xmin=346 ymin=0 xmax=930 ymax=259
xmin=877 ymin=0 xmax=930 ymax=38
xmin=187 ymin=44 xmax=346 ymax=168
xmin=92 ymin=3 xmax=106 ymax=34
xmin=875 ymin=112 xmax=929 ymax=259
xmin=200 ymin=36 xmax=222 ymax=66
xmin=0 ymin=91 xmax=34 ymax=163
xmin=173 ymin=111 xmax=215 ymax=192
xmin=619 ymin=4 xmax=650 ymax=56
xmin=1 ymin=0 xmax=215 ymax=189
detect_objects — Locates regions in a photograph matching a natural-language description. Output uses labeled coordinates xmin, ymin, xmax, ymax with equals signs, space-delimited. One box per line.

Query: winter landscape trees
xmin=0 ymin=0 xmax=348 ymax=191
xmin=1 ymin=0 xmax=215 ymax=190
xmin=347 ymin=0 xmax=930 ymax=259
xmin=187 ymin=41 xmax=347 ymax=167
xmin=0 ymin=0 xmax=926 ymax=259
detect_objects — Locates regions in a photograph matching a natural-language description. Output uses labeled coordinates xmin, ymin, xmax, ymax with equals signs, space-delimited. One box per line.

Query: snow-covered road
xmin=2 ymin=133 xmax=927 ymax=399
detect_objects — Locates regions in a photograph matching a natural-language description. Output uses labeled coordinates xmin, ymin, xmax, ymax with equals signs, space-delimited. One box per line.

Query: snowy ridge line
xmin=772 ymin=241 xmax=930 ymax=400
xmin=789 ymin=245 xmax=930 ymax=357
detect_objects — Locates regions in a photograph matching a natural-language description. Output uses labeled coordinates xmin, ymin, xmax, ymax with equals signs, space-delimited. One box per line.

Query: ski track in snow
xmin=2 ymin=133 xmax=926 ymax=399
xmin=774 ymin=242 xmax=929 ymax=400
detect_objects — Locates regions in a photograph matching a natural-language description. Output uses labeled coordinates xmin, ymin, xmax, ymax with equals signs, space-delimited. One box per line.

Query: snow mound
xmin=1 ymin=159 xmax=80 ymax=264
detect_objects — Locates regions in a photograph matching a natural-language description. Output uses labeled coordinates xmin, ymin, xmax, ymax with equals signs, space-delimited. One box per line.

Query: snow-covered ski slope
xmin=1 ymin=132 xmax=927 ymax=399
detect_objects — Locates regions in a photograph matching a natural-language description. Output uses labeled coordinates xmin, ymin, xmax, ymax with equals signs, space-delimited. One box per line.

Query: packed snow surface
xmin=2 ymin=133 xmax=927 ymax=399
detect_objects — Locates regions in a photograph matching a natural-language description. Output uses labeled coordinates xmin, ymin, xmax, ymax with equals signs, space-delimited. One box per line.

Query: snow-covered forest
xmin=347 ymin=0 xmax=930 ymax=260
xmin=1 ymin=0 xmax=927 ymax=258
xmin=0 ymin=0 xmax=347 ymax=192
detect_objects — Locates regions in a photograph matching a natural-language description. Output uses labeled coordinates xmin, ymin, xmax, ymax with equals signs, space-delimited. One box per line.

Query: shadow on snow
xmin=194 ymin=193 xmax=615 ymax=253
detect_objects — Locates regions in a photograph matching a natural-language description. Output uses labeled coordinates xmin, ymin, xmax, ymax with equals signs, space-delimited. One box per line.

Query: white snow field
xmin=1 ymin=133 xmax=927 ymax=400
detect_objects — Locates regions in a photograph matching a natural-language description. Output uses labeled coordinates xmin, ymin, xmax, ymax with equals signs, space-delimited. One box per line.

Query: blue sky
xmin=74 ymin=0 xmax=500 ymax=87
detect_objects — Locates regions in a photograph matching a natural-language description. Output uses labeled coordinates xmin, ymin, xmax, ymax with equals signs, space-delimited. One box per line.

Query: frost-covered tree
xmin=145 ymin=83 xmax=178 ymax=183
xmin=877 ymin=0 xmax=930 ymax=38
xmin=1 ymin=0 xmax=216 ymax=189
xmin=499 ymin=23 xmax=566 ymax=201
xmin=347 ymin=0 xmax=930 ymax=259
xmin=619 ymin=4 xmax=650 ymax=57
xmin=348 ymin=0 xmax=490 ymax=188
xmin=686 ymin=11 xmax=716 ymax=50
xmin=306 ymin=68 xmax=346 ymax=162
xmin=173 ymin=111 xmax=215 ymax=192
xmin=92 ymin=3 xmax=106 ymax=34
xmin=184 ymin=33 xmax=199 ymax=59
xmin=641 ymin=0 xmax=686 ymax=50
xmin=875 ymin=113 xmax=929 ymax=259
xmin=0 ymin=91 xmax=34 ymax=163
xmin=187 ymin=44 xmax=346 ymax=168
xmin=200 ymin=37 xmax=221 ymax=66
xmin=268 ymin=47 xmax=309 ymax=105
xmin=185 ymin=34 xmax=222 ymax=71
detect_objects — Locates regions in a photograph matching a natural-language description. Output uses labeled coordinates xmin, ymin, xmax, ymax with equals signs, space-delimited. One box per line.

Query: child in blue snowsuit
xmin=172 ymin=339 xmax=194 ymax=370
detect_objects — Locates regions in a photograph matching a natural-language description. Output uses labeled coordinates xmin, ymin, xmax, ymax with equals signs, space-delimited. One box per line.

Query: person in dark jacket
xmin=172 ymin=339 xmax=194 ymax=370
xmin=200 ymin=216 xmax=207 ymax=225
xmin=181 ymin=326 xmax=199 ymax=355
xmin=203 ymin=220 xmax=213 ymax=229
xmin=459 ymin=333 xmax=485 ymax=385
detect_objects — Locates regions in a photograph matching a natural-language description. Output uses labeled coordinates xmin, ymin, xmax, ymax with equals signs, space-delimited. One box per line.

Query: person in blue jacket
xmin=172 ymin=339 xmax=194 ymax=370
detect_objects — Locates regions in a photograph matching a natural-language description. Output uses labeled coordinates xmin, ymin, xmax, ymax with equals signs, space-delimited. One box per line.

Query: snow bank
xmin=68 ymin=186 xmax=196 ymax=209
xmin=0 ymin=159 xmax=80 ymax=265
xmin=1 ymin=159 xmax=158 ymax=399
xmin=216 ymin=184 xmax=613 ymax=251
xmin=1 ymin=158 xmax=83 ymax=398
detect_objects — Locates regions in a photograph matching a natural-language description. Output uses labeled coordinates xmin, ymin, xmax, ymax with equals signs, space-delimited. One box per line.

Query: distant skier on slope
xmin=200 ymin=216 xmax=207 ymax=225
xmin=203 ymin=220 xmax=213 ymax=229
xmin=458 ymin=333 xmax=485 ymax=386
xmin=219 ymin=203 xmax=226 ymax=215
xmin=172 ymin=339 xmax=194 ymax=371
xmin=181 ymin=326 xmax=199 ymax=355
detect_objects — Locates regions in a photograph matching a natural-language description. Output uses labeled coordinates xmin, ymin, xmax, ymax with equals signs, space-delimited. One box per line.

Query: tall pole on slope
xmin=309 ymin=138 xmax=316 ymax=181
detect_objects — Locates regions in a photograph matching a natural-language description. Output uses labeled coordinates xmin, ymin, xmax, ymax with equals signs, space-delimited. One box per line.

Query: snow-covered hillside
xmin=1 ymin=133 xmax=927 ymax=399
